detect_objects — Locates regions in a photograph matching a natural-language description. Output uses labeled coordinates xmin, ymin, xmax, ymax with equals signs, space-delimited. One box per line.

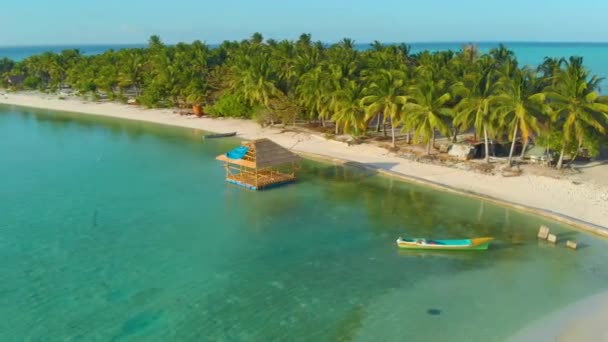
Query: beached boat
xmin=396 ymin=237 xmax=493 ymax=251
xmin=202 ymin=132 xmax=237 ymax=139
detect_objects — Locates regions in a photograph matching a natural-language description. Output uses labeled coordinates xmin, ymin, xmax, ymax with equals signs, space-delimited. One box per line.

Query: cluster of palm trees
xmin=2 ymin=33 xmax=607 ymax=168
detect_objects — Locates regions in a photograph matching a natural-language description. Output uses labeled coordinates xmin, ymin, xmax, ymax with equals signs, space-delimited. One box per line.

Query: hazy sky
xmin=1 ymin=0 xmax=607 ymax=45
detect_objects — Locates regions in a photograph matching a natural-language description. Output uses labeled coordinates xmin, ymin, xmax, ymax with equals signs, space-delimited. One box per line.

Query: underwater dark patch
xmin=427 ymin=308 xmax=441 ymax=316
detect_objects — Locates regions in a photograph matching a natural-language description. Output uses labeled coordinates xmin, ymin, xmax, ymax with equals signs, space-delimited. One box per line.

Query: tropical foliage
xmin=1 ymin=35 xmax=607 ymax=167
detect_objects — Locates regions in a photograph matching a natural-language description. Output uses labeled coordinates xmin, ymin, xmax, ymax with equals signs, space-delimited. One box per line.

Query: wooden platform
xmin=217 ymin=139 xmax=300 ymax=191
xmin=225 ymin=170 xmax=295 ymax=190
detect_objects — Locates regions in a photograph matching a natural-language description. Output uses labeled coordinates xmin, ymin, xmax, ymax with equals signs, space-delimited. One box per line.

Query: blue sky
xmin=1 ymin=0 xmax=607 ymax=45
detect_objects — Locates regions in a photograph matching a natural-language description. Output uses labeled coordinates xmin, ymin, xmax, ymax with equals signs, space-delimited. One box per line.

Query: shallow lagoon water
xmin=1 ymin=105 xmax=607 ymax=341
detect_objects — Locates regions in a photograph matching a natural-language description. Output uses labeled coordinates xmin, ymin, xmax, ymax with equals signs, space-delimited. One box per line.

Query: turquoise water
xmin=2 ymin=105 xmax=608 ymax=341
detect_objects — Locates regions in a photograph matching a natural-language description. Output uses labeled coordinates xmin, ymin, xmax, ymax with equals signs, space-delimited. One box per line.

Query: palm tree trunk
xmin=556 ymin=143 xmax=566 ymax=169
xmin=391 ymin=118 xmax=396 ymax=148
xmin=508 ymin=122 xmax=518 ymax=166
xmin=431 ymin=129 xmax=436 ymax=150
xmin=375 ymin=113 xmax=381 ymax=132
xmin=565 ymin=139 xmax=583 ymax=168
xmin=452 ymin=127 xmax=459 ymax=143
xmin=565 ymin=151 xmax=579 ymax=168
xmin=483 ymin=125 xmax=490 ymax=163
xmin=383 ymin=122 xmax=387 ymax=137
xmin=335 ymin=122 xmax=339 ymax=135
xmin=520 ymin=139 xmax=528 ymax=159
xmin=427 ymin=139 xmax=432 ymax=155
xmin=321 ymin=116 xmax=325 ymax=128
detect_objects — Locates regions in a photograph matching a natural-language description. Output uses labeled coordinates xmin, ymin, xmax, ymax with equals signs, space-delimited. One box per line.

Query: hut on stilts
xmin=216 ymin=138 xmax=300 ymax=190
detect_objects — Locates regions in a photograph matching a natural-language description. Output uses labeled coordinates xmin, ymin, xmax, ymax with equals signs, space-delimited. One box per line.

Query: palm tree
xmin=339 ymin=38 xmax=355 ymax=50
xmin=462 ymin=44 xmax=480 ymax=65
xmin=331 ymin=80 xmax=366 ymax=135
xmin=370 ymin=40 xmax=385 ymax=52
xmin=404 ymin=77 xmax=452 ymax=154
xmin=148 ymin=35 xmax=164 ymax=50
xmin=230 ymin=51 xmax=282 ymax=109
xmin=361 ymin=69 xmax=409 ymax=147
xmin=296 ymin=66 xmax=332 ymax=125
xmin=493 ymin=67 xmax=545 ymax=166
xmin=250 ymin=32 xmax=264 ymax=45
xmin=537 ymin=57 xmax=562 ymax=88
xmin=453 ymin=56 xmax=498 ymax=163
xmin=0 ymin=57 xmax=15 ymax=76
xmin=489 ymin=44 xmax=515 ymax=66
xmin=118 ymin=49 xmax=146 ymax=96
xmin=544 ymin=57 xmax=608 ymax=168
xmin=296 ymin=33 xmax=312 ymax=47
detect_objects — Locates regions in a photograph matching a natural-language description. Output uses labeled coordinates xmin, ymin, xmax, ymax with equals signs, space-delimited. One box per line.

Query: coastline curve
xmin=1 ymin=92 xmax=607 ymax=237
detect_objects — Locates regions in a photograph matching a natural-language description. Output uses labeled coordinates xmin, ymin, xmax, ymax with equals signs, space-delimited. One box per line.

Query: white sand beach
xmin=1 ymin=92 xmax=607 ymax=234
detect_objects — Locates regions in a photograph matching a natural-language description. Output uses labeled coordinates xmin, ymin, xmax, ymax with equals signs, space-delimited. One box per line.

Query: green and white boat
xmin=396 ymin=237 xmax=493 ymax=251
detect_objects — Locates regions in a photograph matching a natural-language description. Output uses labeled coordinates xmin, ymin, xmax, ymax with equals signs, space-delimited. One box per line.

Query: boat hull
xmin=396 ymin=237 xmax=493 ymax=251
xmin=202 ymin=132 xmax=237 ymax=139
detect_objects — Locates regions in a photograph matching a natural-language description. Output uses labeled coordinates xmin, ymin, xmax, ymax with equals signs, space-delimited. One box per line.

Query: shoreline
xmin=301 ymin=151 xmax=608 ymax=236
xmin=507 ymin=290 xmax=608 ymax=341
xmin=1 ymin=92 xmax=607 ymax=235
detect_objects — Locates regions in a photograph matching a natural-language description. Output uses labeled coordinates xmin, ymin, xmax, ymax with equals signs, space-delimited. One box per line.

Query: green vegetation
xmin=1 ymin=34 xmax=607 ymax=167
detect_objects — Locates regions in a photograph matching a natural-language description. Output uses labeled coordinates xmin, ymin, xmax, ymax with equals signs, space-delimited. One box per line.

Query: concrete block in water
xmin=566 ymin=240 xmax=578 ymax=250
xmin=547 ymin=234 xmax=557 ymax=243
xmin=538 ymin=225 xmax=550 ymax=239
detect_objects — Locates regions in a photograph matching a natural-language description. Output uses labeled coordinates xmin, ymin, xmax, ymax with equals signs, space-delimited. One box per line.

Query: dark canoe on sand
xmin=202 ymin=132 xmax=237 ymax=140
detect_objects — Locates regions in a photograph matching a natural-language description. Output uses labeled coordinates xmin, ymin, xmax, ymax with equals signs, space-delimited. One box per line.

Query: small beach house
xmin=216 ymin=138 xmax=300 ymax=190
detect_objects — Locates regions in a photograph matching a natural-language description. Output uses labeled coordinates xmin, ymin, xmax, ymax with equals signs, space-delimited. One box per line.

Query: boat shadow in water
xmin=397 ymin=249 xmax=481 ymax=260
xmin=397 ymin=240 xmax=515 ymax=259
xmin=482 ymin=240 xmax=514 ymax=251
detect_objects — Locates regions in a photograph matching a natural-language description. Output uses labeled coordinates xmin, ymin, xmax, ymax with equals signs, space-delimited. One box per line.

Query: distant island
xmin=1 ymin=33 xmax=607 ymax=169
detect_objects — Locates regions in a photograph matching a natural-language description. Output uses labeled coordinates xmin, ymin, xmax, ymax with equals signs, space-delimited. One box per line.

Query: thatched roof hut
xmin=216 ymin=138 xmax=300 ymax=190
